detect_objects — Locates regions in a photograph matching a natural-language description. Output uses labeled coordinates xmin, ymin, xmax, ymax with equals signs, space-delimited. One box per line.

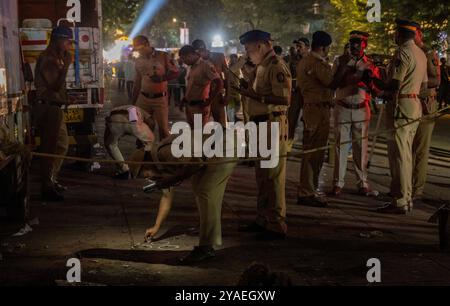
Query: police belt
xmin=188 ymin=100 xmax=206 ymax=106
xmin=141 ymin=91 xmax=167 ymax=99
xmin=110 ymin=109 xmax=129 ymax=117
xmin=303 ymin=102 xmax=331 ymax=108
xmin=398 ymin=94 xmax=418 ymax=99
xmin=250 ymin=111 xmax=286 ymax=123
xmin=36 ymin=99 xmax=64 ymax=107
xmin=336 ymin=100 xmax=367 ymax=109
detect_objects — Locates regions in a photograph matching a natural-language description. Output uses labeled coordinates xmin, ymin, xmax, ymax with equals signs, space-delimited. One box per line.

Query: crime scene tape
xmin=31 ymin=106 xmax=450 ymax=166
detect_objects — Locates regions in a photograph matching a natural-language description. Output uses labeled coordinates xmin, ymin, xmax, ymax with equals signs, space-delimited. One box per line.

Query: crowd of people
xmin=33 ymin=17 xmax=449 ymax=264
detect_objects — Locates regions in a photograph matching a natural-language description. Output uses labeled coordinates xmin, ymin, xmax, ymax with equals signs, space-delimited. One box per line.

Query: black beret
xmin=239 ymin=30 xmax=272 ymax=45
xmin=312 ymin=31 xmax=332 ymax=47
xmin=395 ymin=18 xmax=420 ymax=32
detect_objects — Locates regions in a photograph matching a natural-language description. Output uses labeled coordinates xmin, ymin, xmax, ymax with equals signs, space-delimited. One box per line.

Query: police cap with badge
xmin=239 ymin=30 xmax=272 ymax=45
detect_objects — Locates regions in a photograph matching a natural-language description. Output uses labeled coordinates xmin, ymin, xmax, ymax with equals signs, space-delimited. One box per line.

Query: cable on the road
xmin=30 ymin=106 xmax=450 ymax=166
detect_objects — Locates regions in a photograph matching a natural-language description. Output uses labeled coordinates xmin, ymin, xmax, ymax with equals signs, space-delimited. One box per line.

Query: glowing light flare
xmin=212 ymin=34 xmax=224 ymax=48
xmin=104 ymin=37 xmax=132 ymax=63
xmin=129 ymin=0 xmax=168 ymax=39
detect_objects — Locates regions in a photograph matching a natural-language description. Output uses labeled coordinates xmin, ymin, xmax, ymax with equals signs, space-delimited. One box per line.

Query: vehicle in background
xmin=0 ymin=0 xmax=30 ymax=221
xmin=18 ymin=0 xmax=104 ymax=170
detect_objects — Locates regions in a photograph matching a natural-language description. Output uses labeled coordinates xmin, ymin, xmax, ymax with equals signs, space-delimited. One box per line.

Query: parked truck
xmin=18 ymin=0 xmax=104 ymax=169
xmin=0 ymin=0 xmax=30 ymax=221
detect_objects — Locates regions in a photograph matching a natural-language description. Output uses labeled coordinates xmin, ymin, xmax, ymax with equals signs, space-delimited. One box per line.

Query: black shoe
xmin=255 ymin=230 xmax=286 ymax=241
xmin=54 ymin=182 xmax=67 ymax=193
xmin=42 ymin=188 xmax=64 ymax=202
xmin=178 ymin=246 xmax=215 ymax=265
xmin=238 ymin=222 xmax=265 ymax=233
xmin=376 ymin=203 xmax=409 ymax=215
xmin=297 ymin=196 xmax=328 ymax=208
xmin=114 ymin=171 xmax=130 ymax=180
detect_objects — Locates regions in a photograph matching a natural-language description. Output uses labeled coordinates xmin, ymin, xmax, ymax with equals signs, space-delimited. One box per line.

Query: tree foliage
xmin=102 ymin=0 xmax=450 ymax=56
xmin=221 ymin=0 xmax=321 ymax=46
xmin=327 ymin=0 xmax=450 ymax=56
xmin=102 ymin=0 xmax=142 ymax=48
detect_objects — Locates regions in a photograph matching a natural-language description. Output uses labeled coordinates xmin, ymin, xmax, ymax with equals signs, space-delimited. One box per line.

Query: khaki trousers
xmin=254 ymin=114 xmax=288 ymax=234
xmin=412 ymin=97 xmax=437 ymax=197
xmin=185 ymin=104 xmax=211 ymax=128
xmin=34 ymin=104 xmax=69 ymax=189
xmin=210 ymin=95 xmax=227 ymax=127
xmin=386 ymin=104 xmax=420 ymax=207
xmin=136 ymin=95 xmax=170 ymax=140
xmin=298 ymin=106 xmax=330 ymax=197
xmin=192 ymin=161 xmax=237 ymax=247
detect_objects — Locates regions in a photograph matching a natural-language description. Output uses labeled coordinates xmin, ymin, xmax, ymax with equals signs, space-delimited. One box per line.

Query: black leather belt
xmin=110 ymin=110 xmax=129 ymax=116
xmin=141 ymin=91 xmax=167 ymax=99
xmin=188 ymin=100 xmax=206 ymax=106
xmin=250 ymin=111 xmax=286 ymax=123
xmin=36 ymin=100 xmax=64 ymax=107
xmin=337 ymin=100 xmax=367 ymax=109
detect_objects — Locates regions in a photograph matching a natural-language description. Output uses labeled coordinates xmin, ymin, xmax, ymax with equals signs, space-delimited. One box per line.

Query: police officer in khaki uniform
xmin=104 ymin=105 xmax=155 ymax=180
xmin=179 ymin=45 xmax=223 ymax=128
xmin=138 ymin=131 xmax=238 ymax=265
xmin=240 ymin=57 xmax=257 ymax=125
xmin=132 ymin=35 xmax=179 ymax=140
xmin=33 ymin=26 xmax=72 ymax=202
xmin=296 ymin=31 xmax=354 ymax=207
xmin=287 ymin=38 xmax=310 ymax=151
xmin=233 ymin=30 xmax=291 ymax=239
xmin=192 ymin=39 xmax=228 ymax=127
xmin=372 ymin=19 xmax=428 ymax=214
xmin=412 ymin=25 xmax=441 ymax=201
xmin=330 ymin=31 xmax=381 ymax=197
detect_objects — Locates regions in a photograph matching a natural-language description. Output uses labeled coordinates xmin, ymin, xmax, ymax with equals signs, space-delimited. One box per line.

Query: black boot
xmin=297 ymin=196 xmax=328 ymax=208
xmin=178 ymin=246 xmax=215 ymax=265
xmin=376 ymin=203 xmax=409 ymax=215
xmin=238 ymin=222 xmax=265 ymax=233
xmin=42 ymin=187 xmax=64 ymax=202
xmin=54 ymin=181 xmax=67 ymax=193
xmin=114 ymin=171 xmax=130 ymax=180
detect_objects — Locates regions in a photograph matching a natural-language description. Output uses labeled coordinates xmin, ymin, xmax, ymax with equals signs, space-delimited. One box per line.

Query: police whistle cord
xmin=30 ymin=106 xmax=450 ymax=166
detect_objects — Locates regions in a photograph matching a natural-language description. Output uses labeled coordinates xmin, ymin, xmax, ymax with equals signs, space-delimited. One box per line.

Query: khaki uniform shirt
xmin=389 ymin=40 xmax=428 ymax=119
xmin=419 ymin=47 xmax=441 ymax=114
xmin=185 ymin=57 xmax=220 ymax=101
xmin=228 ymin=57 xmax=245 ymax=100
xmin=421 ymin=48 xmax=441 ymax=96
xmin=297 ymin=51 xmax=334 ymax=104
xmin=34 ymin=49 xmax=68 ymax=104
xmin=248 ymin=52 xmax=292 ymax=116
xmin=134 ymin=49 xmax=178 ymax=94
